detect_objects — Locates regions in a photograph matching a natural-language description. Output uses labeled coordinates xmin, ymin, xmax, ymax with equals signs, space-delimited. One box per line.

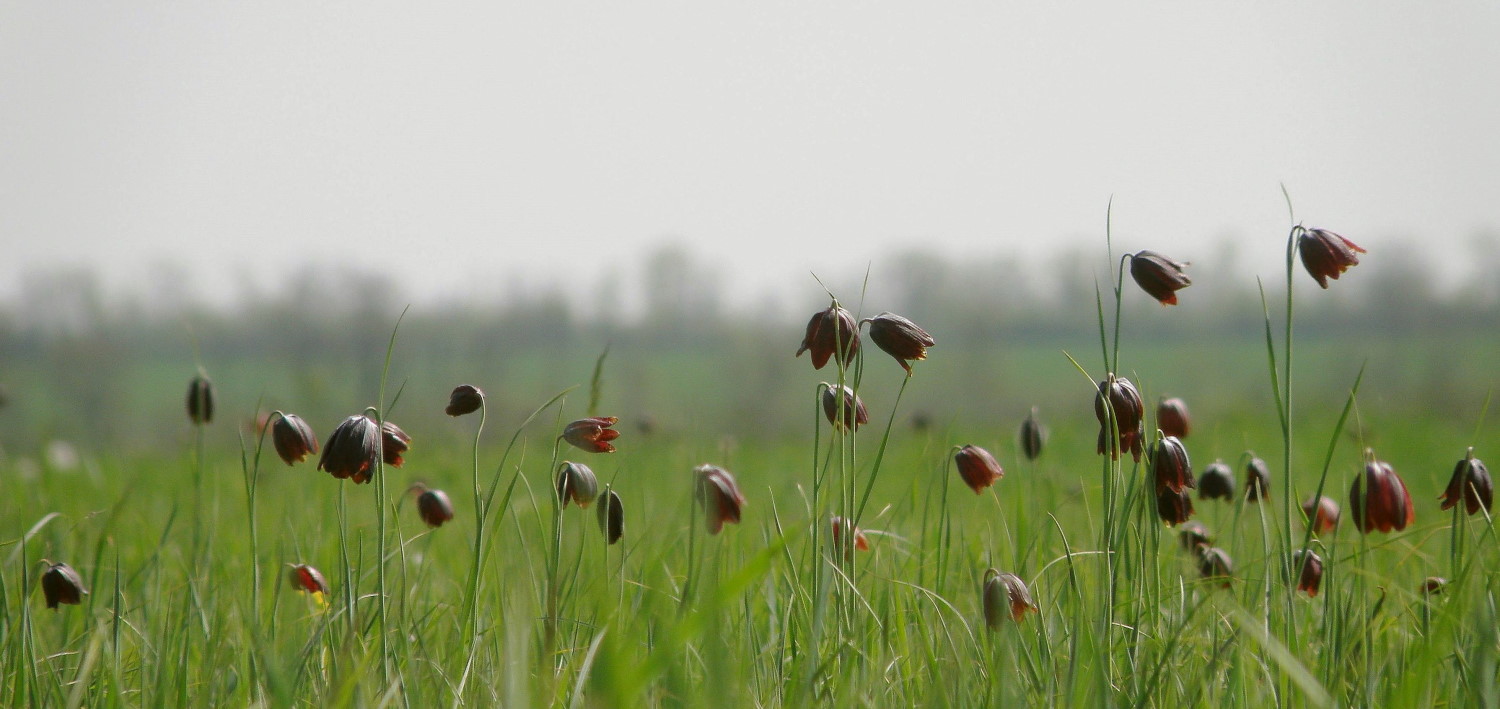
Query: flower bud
xmin=1156 ymin=397 xmax=1190 ymax=439
xmin=271 ymin=413 xmax=319 ymax=465
xmin=862 ymin=312 xmax=934 ymax=375
xmin=954 ymin=445 xmax=1004 ymax=495
xmin=186 ymin=374 xmax=215 ymax=425
xmin=1018 ymin=407 xmax=1046 ymax=461
xmin=982 ymin=568 xmax=1037 ymax=629
xmin=414 ymin=486 xmax=454 ymax=528
xmin=1297 ymin=228 xmax=1365 ymax=289
xmin=1128 ymin=250 xmax=1191 ymax=305
xmin=556 ymin=461 xmax=599 ymax=509
xmin=597 ymin=487 xmax=624 ymax=544
xmin=821 ymin=384 xmax=869 ymax=432
xmin=1095 ymin=375 xmax=1144 ymax=462
xmin=795 ymin=304 xmax=860 ymax=370
xmin=445 ymin=385 xmax=484 ymax=417
xmin=1244 ymin=455 xmax=1271 ymax=503
xmin=1197 ymin=461 xmax=1236 ymax=501
xmin=41 ymin=562 xmax=88 ymax=609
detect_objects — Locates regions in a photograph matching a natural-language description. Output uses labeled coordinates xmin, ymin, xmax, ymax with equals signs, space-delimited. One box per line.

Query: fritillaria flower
xmin=271 ymin=413 xmax=319 ymax=465
xmin=1095 ymin=375 xmax=1145 ymax=462
xmin=410 ymin=484 xmax=454 ymax=528
xmin=1197 ymin=461 xmax=1236 ymax=502
xmin=1157 ymin=488 xmax=1195 ymax=526
xmin=1244 ymin=455 xmax=1271 ymax=503
xmin=1156 ymin=397 xmax=1191 ymax=439
xmin=1422 ymin=577 xmax=1448 ymax=595
xmin=821 ymin=384 xmax=869 ymax=432
xmin=287 ymin=564 xmax=329 ymax=595
xmin=1151 ymin=435 xmax=1194 ymax=495
xmin=381 ymin=421 xmax=412 ymax=466
xmin=1292 ymin=549 xmax=1324 ymax=597
xmin=1349 ymin=452 xmax=1415 ymax=534
xmin=445 ymin=385 xmax=484 ymax=417
xmin=1197 ymin=547 xmax=1233 ymax=587
xmin=1297 ymin=228 xmax=1365 ymax=289
xmin=1128 ymin=250 xmax=1192 ymax=305
xmin=954 ymin=445 xmax=1004 ymax=494
xmin=186 ymin=374 xmax=215 ymax=425
xmin=1019 ymin=407 xmax=1046 ymax=461
xmin=41 ymin=562 xmax=88 ymax=609
xmin=1302 ymin=495 xmax=1340 ymax=534
xmin=795 ymin=303 xmax=860 ymax=370
xmin=563 ymin=417 xmax=621 ymax=453
xmin=1439 ymin=447 xmax=1492 ymax=516
xmin=695 ymin=464 xmax=746 ymax=534
xmin=318 ymin=415 xmax=380 ymax=484
xmin=830 ymin=515 xmax=870 ymax=555
xmin=982 ymin=568 xmax=1037 ymax=629
xmin=597 ymin=488 xmax=624 ymax=544
xmin=1178 ymin=521 xmax=1211 ymax=553
xmin=556 ymin=461 xmax=599 ymax=509
xmin=862 ymin=312 xmax=934 ymax=375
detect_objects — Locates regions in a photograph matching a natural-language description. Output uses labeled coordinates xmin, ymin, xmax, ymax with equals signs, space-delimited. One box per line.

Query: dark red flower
xmin=1157 ymin=487 xmax=1195 ymax=526
xmin=186 ymin=374 xmax=215 ymax=425
xmin=556 ymin=461 xmax=599 ymax=509
xmin=862 ymin=312 xmax=934 ymax=375
xmin=1018 ymin=407 xmax=1046 ymax=461
xmin=1178 ymin=521 xmax=1211 ymax=553
xmin=563 ymin=417 xmax=621 ymax=453
xmin=597 ymin=488 xmax=624 ymax=544
xmin=1151 ymin=435 xmax=1194 ymax=495
xmin=695 ymin=464 xmax=746 ymax=534
xmin=287 ymin=564 xmax=329 ymax=595
xmin=795 ymin=304 xmax=860 ymax=370
xmin=381 ymin=421 xmax=412 ymax=466
xmin=1421 ymin=577 xmax=1447 ymax=595
xmin=954 ymin=445 xmax=1004 ymax=494
xmin=1095 ymin=375 xmax=1145 ymax=462
xmin=1197 ymin=547 xmax=1233 ymax=587
xmin=1129 ymin=250 xmax=1192 ymax=305
xmin=830 ymin=515 xmax=870 ymax=555
xmin=1156 ymin=397 xmax=1191 ymax=439
xmin=1302 ymin=495 xmax=1340 ymax=534
xmin=821 ymin=384 xmax=869 ymax=432
xmin=1439 ymin=448 xmax=1492 ymax=516
xmin=445 ymin=384 xmax=484 ymax=417
xmin=41 ymin=562 xmax=88 ymax=609
xmin=271 ymin=413 xmax=318 ymax=465
xmin=318 ymin=415 xmax=380 ymax=484
xmin=1244 ymin=455 xmax=1271 ymax=503
xmin=982 ymin=569 xmax=1037 ymax=628
xmin=1298 ymin=228 xmax=1365 ymax=288
xmin=1292 ymin=550 xmax=1323 ymax=597
xmin=412 ymin=485 xmax=454 ymax=528
xmin=1349 ymin=453 xmax=1415 ymax=534
xmin=1197 ymin=461 xmax=1235 ymax=501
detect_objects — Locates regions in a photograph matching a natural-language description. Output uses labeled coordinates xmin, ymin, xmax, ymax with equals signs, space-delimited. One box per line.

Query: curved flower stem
xmin=543 ymin=430 xmax=565 ymax=665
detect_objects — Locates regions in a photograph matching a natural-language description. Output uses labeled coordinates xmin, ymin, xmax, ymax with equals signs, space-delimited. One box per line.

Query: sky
xmin=3 ymin=2 xmax=1498 ymax=314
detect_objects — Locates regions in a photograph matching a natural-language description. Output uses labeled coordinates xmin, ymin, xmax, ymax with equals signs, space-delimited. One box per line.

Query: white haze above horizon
xmin=4 ymin=2 xmax=1498 ymax=317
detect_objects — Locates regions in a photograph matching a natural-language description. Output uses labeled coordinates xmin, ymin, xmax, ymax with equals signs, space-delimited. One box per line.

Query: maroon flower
xmin=1197 ymin=461 xmax=1235 ymax=501
xmin=1244 ymin=455 xmax=1271 ymax=503
xmin=1128 ymin=250 xmax=1192 ymax=305
xmin=1349 ymin=452 xmax=1415 ymax=534
xmin=41 ymin=562 xmax=88 ymax=610
xmin=1292 ymin=549 xmax=1323 ymax=597
xmin=954 ymin=445 xmax=1004 ymax=494
xmin=1095 ymin=374 xmax=1145 ymax=462
xmin=186 ymin=374 xmax=215 ymax=425
xmin=821 ymin=384 xmax=869 ymax=432
xmin=1178 ymin=521 xmax=1211 ymax=553
xmin=1197 ymin=547 xmax=1233 ymax=587
xmin=318 ymin=415 xmax=380 ymax=484
xmin=411 ymin=485 xmax=454 ymax=528
xmin=830 ymin=515 xmax=870 ymax=555
xmin=1421 ymin=577 xmax=1448 ymax=595
xmin=445 ymin=384 xmax=484 ymax=417
xmin=695 ymin=464 xmax=747 ymax=534
xmin=271 ymin=413 xmax=319 ymax=465
xmin=597 ymin=488 xmax=624 ymax=544
xmin=556 ymin=461 xmax=599 ymax=509
xmin=563 ymin=417 xmax=621 ymax=454
xmin=1156 ymin=397 xmax=1191 ymax=439
xmin=862 ymin=312 xmax=934 ymax=375
xmin=288 ymin=564 xmax=329 ymax=595
xmin=1298 ymin=228 xmax=1366 ymax=288
xmin=1151 ymin=435 xmax=1194 ymax=495
xmin=381 ymin=421 xmax=412 ymax=467
xmin=795 ymin=304 xmax=860 ymax=370
xmin=1439 ymin=447 xmax=1492 ymax=516
xmin=1018 ymin=407 xmax=1046 ymax=461
xmin=982 ymin=569 xmax=1037 ymax=628
xmin=1302 ymin=495 xmax=1340 ymax=534
xmin=1157 ymin=487 xmax=1195 ymax=526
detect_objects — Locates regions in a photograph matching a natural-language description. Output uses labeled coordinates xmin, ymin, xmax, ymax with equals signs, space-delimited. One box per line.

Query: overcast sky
xmin=4 ymin=2 xmax=1497 ymax=313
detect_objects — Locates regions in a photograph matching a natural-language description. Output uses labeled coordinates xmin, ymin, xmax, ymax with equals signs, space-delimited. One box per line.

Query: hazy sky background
xmin=4 ymin=2 xmax=1497 ymax=314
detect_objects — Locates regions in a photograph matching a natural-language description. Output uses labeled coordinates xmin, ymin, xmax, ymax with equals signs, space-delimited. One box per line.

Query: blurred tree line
xmin=1 ymin=235 xmax=1496 ymax=459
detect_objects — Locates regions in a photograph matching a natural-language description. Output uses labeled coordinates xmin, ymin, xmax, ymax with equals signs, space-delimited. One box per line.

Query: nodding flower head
xmin=982 ymin=569 xmax=1038 ymax=629
xmin=1349 ymin=451 xmax=1415 ymax=534
xmin=830 ymin=515 xmax=870 ymax=556
xmin=381 ymin=421 xmax=412 ymax=466
xmin=410 ymin=484 xmax=454 ymax=528
xmin=597 ymin=488 xmax=624 ymax=544
xmin=954 ymin=445 xmax=1004 ymax=494
xmin=1178 ymin=521 xmax=1211 ymax=554
xmin=1019 ymin=407 xmax=1047 ymax=461
xmin=318 ymin=415 xmax=380 ymax=484
xmin=1302 ymin=495 xmax=1340 ymax=534
xmin=821 ymin=384 xmax=869 ymax=432
xmin=1128 ymin=250 xmax=1192 ymax=305
xmin=862 ymin=312 xmax=934 ymax=375
xmin=796 ymin=304 xmax=860 ymax=370
xmin=271 ymin=413 xmax=319 ymax=465
xmin=1197 ymin=547 xmax=1233 ymax=588
xmin=1244 ymin=455 xmax=1271 ymax=503
xmin=1440 ymin=448 xmax=1492 ymax=516
xmin=187 ymin=374 xmax=215 ymax=425
xmin=445 ymin=385 xmax=484 ymax=417
xmin=1297 ymin=228 xmax=1365 ymax=289
xmin=288 ymin=564 xmax=329 ymax=595
xmin=1292 ymin=550 xmax=1324 ymax=598
xmin=694 ymin=464 xmax=747 ymax=534
xmin=1095 ymin=375 xmax=1145 ymax=462
xmin=41 ymin=562 xmax=88 ymax=610
xmin=556 ymin=461 xmax=599 ymax=509
xmin=563 ymin=417 xmax=621 ymax=453
xmin=1197 ymin=461 xmax=1236 ymax=502
xmin=1151 ymin=435 xmax=1194 ymax=496
xmin=1157 ymin=487 xmax=1195 ymax=526
xmin=1156 ymin=397 xmax=1190 ymax=439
